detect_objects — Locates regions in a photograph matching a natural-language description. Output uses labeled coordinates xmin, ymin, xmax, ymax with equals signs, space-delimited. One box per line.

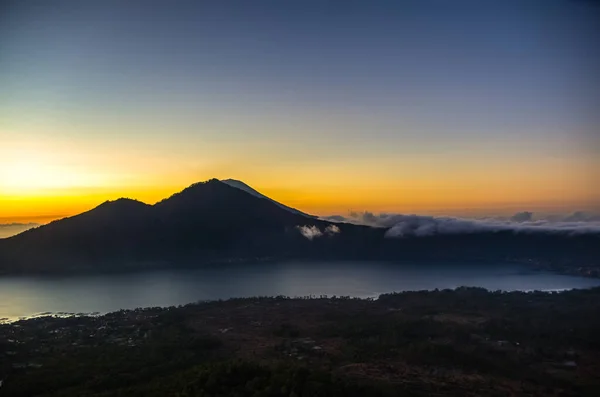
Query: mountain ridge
xmin=0 ymin=179 xmax=347 ymax=273
xmin=221 ymin=179 xmax=315 ymax=218
xmin=0 ymin=178 xmax=598 ymax=275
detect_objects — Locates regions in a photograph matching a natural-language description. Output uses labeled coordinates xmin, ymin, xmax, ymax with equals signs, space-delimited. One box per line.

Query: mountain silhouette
xmin=0 ymin=179 xmax=357 ymax=273
xmin=0 ymin=179 xmax=598 ymax=274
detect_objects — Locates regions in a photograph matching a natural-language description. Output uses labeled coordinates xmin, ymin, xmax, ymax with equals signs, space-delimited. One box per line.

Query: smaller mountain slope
xmin=0 ymin=198 xmax=156 ymax=272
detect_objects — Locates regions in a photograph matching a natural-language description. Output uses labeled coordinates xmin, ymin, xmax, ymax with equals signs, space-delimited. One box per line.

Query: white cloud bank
xmin=296 ymin=225 xmax=323 ymax=240
xmin=383 ymin=215 xmax=600 ymax=237
xmin=322 ymin=211 xmax=600 ymax=237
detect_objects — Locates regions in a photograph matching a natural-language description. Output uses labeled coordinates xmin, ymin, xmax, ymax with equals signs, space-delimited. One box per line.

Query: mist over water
xmin=2 ymin=261 xmax=600 ymax=320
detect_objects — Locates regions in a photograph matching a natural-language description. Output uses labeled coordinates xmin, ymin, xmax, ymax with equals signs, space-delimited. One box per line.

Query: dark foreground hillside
xmin=2 ymin=288 xmax=600 ymax=396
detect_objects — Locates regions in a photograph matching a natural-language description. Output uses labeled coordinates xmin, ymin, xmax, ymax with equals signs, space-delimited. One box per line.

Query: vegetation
xmin=2 ymin=288 xmax=600 ymax=396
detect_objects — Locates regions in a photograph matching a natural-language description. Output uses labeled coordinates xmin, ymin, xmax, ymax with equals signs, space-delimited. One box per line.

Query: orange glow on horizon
xmin=2 ymin=137 xmax=598 ymax=224
xmin=2 ymin=177 xmax=598 ymax=225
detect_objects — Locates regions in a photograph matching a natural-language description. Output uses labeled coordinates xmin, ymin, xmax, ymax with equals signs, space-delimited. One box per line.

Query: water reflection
xmin=1 ymin=261 xmax=599 ymax=320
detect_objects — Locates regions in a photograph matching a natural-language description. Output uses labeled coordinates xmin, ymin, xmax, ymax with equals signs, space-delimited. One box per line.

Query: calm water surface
xmin=2 ymin=261 xmax=600 ymax=320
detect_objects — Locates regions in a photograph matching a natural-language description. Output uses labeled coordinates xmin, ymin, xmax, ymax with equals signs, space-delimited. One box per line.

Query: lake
xmin=2 ymin=260 xmax=600 ymax=321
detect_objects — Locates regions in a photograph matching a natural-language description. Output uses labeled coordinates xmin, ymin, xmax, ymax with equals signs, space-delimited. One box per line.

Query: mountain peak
xmin=220 ymin=179 xmax=314 ymax=218
xmin=156 ymin=178 xmax=229 ymax=206
xmin=95 ymin=198 xmax=149 ymax=210
xmin=189 ymin=178 xmax=221 ymax=187
xmin=220 ymin=179 xmax=256 ymax=193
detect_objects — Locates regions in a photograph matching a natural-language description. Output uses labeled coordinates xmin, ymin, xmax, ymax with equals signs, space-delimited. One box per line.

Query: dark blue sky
xmin=1 ymin=0 xmax=598 ymax=218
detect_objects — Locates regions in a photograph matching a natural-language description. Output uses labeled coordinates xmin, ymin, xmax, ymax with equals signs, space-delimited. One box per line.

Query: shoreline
xmin=3 ymin=284 xmax=599 ymax=325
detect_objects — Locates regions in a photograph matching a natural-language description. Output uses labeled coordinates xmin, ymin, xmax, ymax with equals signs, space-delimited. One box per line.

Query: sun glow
xmin=0 ymin=152 xmax=103 ymax=193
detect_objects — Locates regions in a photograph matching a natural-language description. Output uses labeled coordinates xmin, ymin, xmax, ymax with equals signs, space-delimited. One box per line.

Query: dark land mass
xmin=1 ymin=287 xmax=600 ymax=396
xmin=0 ymin=179 xmax=599 ymax=276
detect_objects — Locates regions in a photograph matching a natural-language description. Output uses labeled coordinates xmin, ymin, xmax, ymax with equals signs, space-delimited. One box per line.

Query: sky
xmin=1 ymin=0 xmax=599 ymax=223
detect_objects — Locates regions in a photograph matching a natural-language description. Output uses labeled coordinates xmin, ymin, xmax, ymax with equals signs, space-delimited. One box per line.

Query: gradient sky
xmin=1 ymin=0 xmax=599 ymax=223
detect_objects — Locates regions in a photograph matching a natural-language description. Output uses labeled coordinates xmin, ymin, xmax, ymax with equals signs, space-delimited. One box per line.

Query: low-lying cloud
xmin=384 ymin=215 xmax=600 ymax=237
xmin=325 ymin=225 xmax=341 ymax=235
xmin=296 ymin=224 xmax=341 ymax=240
xmin=322 ymin=211 xmax=600 ymax=237
xmin=296 ymin=225 xmax=323 ymax=240
xmin=510 ymin=211 xmax=533 ymax=223
xmin=563 ymin=211 xmax=600 ymax=222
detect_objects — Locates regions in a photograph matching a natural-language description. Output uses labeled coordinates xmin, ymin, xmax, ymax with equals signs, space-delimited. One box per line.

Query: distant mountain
xmin=0 ymin=179 xmax=598 ymax=275
xmin=0 ymin=222 xmax=40 ymax=239
xmin=221 ymin=179 xmax=315 ymax=218
xmin=0 ymin=179 xmax=375 ymax=273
